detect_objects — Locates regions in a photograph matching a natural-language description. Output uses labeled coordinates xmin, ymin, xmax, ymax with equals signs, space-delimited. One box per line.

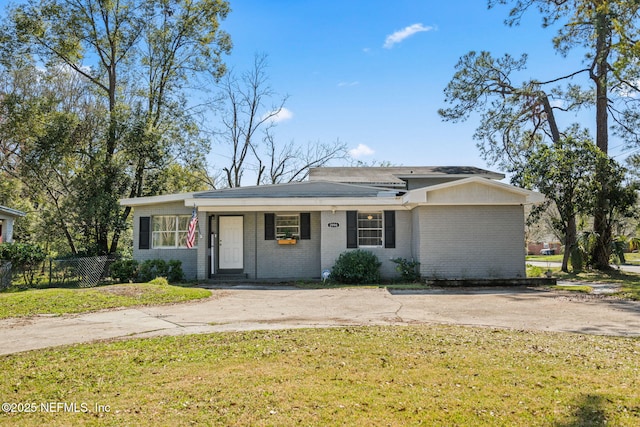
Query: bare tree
xmin=215 ymin=54 xmax=286 ymax=187
xmin=256 ymin=134 xmax=348 ymax=185
xmin=213 ymin=53 xmax=348 ymax=187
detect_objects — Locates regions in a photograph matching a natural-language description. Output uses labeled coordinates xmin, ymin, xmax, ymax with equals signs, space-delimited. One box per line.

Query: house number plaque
xmin=327 ymin=222 xmax=340 ymax=228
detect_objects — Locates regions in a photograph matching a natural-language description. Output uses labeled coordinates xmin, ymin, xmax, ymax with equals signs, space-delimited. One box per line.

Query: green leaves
xmin=0 ymin=0 xmax=231 ymax=255
xmin=331 ymin=250 xmax=382 ymax=284
xmin=439 ymin=51 xmax=529 ymax=123
xmin=0 ymin=242 xmax=47 ymax=287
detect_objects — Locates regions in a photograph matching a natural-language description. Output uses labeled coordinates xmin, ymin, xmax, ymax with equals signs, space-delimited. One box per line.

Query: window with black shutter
xmin=264 ymin=213 xmax=275 ymax=240
xmin=384 ymin=210 xmax=396 ymax=248
xmin=300 ymin=213 xmax=311 ymax=240
xmin=139 ymin=216 xmax=151 ymax=249
xmin=346 ymin=210 xmax=396 ymax=248
xmin=346 ymin=211 xmax=358 ymax=248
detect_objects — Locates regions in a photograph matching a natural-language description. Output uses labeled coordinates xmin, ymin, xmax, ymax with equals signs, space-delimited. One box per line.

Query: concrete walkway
xmin=1 ymin=286 xmax=639 ymax=356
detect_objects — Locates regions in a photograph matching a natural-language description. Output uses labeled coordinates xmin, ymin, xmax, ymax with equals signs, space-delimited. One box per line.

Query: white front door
xmin=219 ymin=216 xmax=243 ymax=270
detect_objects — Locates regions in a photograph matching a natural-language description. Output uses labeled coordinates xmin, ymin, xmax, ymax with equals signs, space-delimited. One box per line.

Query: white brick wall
xmin=205 ymin=212 xmax=320 ymax=280
xmin=129 ymin=203 xmax=526 ymax=281
xmin=256 ymin=212 xmax=321 ymax=279
xmin=415 ymin=205 xmax=526 ymax=279
xmin=320 ymin=210 xmax=414 ymax=279
xmin=131 ymin=203 xmax=199 ymax=280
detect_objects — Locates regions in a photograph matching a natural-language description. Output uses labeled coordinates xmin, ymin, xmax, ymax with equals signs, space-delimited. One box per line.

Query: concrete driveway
xmin=1 ymin=286 xmax=639 ymax=356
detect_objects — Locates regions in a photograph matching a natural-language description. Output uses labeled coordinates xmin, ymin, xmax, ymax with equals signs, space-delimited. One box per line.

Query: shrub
xmin=167 ymin=260 xmax=184 ymax=283
xmin=149 ymin=277 xmax=169 ymax=286
xmin=137 ymin=259 xmax=184 ymax=283
xmin=391 ymin=257 xmax=421 ymax=282
xmin=110 ymin=259 xmax=139 ymax=283
xmin=331 ymin=250 xmax=382 ymax=284
xmin=137 ymin=259 xmax=168 ymax=282
xmin=0 ymin=242 xmax=47 ymax=287
xmin=526 ymin=264 xmax=545 ymax=278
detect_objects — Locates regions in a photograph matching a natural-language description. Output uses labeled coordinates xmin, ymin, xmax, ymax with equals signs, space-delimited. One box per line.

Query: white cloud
xmin=383 ymin=23 xmax=434 ymax=49
xmin=549 ymin=99 xmax=565 ymax=109
xmin=268 ymin=107 xmax=293 ymax=123
xmin=349 ymin=143 xmax=375 ymax=158
xmin=338 ymin=81 xmax=360 ymax=87
xmin=618 ymin=80 xmax=640 ymax=98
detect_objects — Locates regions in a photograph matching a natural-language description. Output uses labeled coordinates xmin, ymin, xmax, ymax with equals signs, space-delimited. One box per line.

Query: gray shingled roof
xmin=309 ymin=166 xmax=504 ymax=185
xmin=194 ymin=181 xmax=402 ymax=199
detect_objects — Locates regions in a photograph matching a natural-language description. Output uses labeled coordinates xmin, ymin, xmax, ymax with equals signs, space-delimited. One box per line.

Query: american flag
xmin=186 ymin=208 xmax=198 ymax=248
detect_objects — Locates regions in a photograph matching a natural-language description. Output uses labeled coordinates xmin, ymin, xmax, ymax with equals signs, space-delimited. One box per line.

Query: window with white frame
xmin=357 ymin=212 xmax=383 ymax=247
xmin=275 ymin=214 xmax=300 ymax=239
xmin=152 ymin=215 xmax=195 ymax=248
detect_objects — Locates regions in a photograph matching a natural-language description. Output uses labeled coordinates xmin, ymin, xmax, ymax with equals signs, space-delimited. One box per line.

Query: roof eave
xmin=401 ymin=176 xmax=543 ymax=206
xmin=119 ymin=192 xmax=197 ymax=207
xmin=185 ymin=196 xmax=405 ymax=211
xmin=0 ymin=206 xmax=26 ymax=217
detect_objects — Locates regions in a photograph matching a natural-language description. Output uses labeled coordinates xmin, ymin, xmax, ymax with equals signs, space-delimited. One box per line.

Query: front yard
xmin=1 ymin=264 xmax=639 ymax=425
xmin=0 ymin=282 xmax=211 ymax=319
xmin=0 ymin=325 xmax=638 ymax=426
xmin=526 ymin=255 xmax=640 ymax=300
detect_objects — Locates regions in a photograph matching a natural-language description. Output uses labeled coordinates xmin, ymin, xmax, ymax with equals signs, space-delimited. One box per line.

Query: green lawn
xmin=526 ymin=254 xmax=565 ymax=263
xmin=623 ymin=252 xmax=640 ymax=265
xmin=552 ymin=269 xmax=640 ymax=300
xmin=0 ymin=282 xmax=211 ymax=319
xmin=526 ymin=262 xmax=640 ymax=300
xmin=527 ymin=252 xmax=640 ymax=265
xmin=0 ymin=326 xmax=638 ymax=426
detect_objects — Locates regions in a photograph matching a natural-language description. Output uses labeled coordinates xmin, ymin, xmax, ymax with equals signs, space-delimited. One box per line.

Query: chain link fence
xmin=48 ymin=255 xmax=113 ymax=288
xmin=0 ymin=255 xmax=115 ymax=289
xmin=0 ymin=261 xmax=11 ymax=290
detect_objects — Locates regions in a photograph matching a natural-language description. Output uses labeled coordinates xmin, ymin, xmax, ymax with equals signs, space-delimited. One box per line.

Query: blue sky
xmin=209 ymin=0 xmax=616 ymax=174
xmin=2 ymin=0 xmax=628 ymax=175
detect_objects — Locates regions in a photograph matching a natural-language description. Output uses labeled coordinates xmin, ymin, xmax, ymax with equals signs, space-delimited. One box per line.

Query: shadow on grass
xmin=555 ymin=394 xmax=607 ymax=427
xmin=554 ymin=269 xmax=640 ymax=300
xmin=386 ymin=286 xmax=540 ymax=296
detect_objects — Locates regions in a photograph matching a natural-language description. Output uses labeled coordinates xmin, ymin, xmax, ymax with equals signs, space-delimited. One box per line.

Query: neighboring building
xmin=527 ymin=241 xmax=564 ymax=256
xmin=0 ymin=205 xmax=25 ymax=244
xmin=120 ymin=166 xmax=543 ymax=281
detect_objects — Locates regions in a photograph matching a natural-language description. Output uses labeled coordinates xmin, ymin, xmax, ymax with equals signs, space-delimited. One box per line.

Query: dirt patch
xmin=552 ymin=293 xmax=613 ymax=302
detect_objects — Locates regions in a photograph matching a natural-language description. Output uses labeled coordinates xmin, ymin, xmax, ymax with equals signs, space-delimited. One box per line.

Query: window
xmin=275 ymin=214 xmax=300 ymax=239
xmin=152 ymin=215 xmax=195 ymax=248
xmin=265 ymin=213 xmax=310 ymax=240
xmin=357 ymin=212 xmax=383 ymax=247
xmin=347 ymin=211 xmax=395 ymax=249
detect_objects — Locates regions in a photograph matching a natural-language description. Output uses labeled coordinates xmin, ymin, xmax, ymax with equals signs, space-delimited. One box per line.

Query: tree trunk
xmin=591 ymin=9 xmax=612 ymax=270
xmin=562 ymin=214 xmax=577 ymax=273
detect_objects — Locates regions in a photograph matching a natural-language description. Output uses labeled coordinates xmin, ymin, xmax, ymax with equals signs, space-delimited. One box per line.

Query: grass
xmin=0 ymin=325 xmax=638 ymax=426
xmin=549 ymin=269 xmax=640 ymax=300
xmin=0 ymin=282 xmax=211 ymax=319
xmin=552 ymin=285 xmax=594 ymax=294
xmin=622 ymin=252 xmax=640 ymax=265
xmin=526 ymin=254 xmax=565 ymax=263
xmin=527 ymin=252 xmax=640 ymax=267
xmin=526 ymin=263 xmax=640 ymax=300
